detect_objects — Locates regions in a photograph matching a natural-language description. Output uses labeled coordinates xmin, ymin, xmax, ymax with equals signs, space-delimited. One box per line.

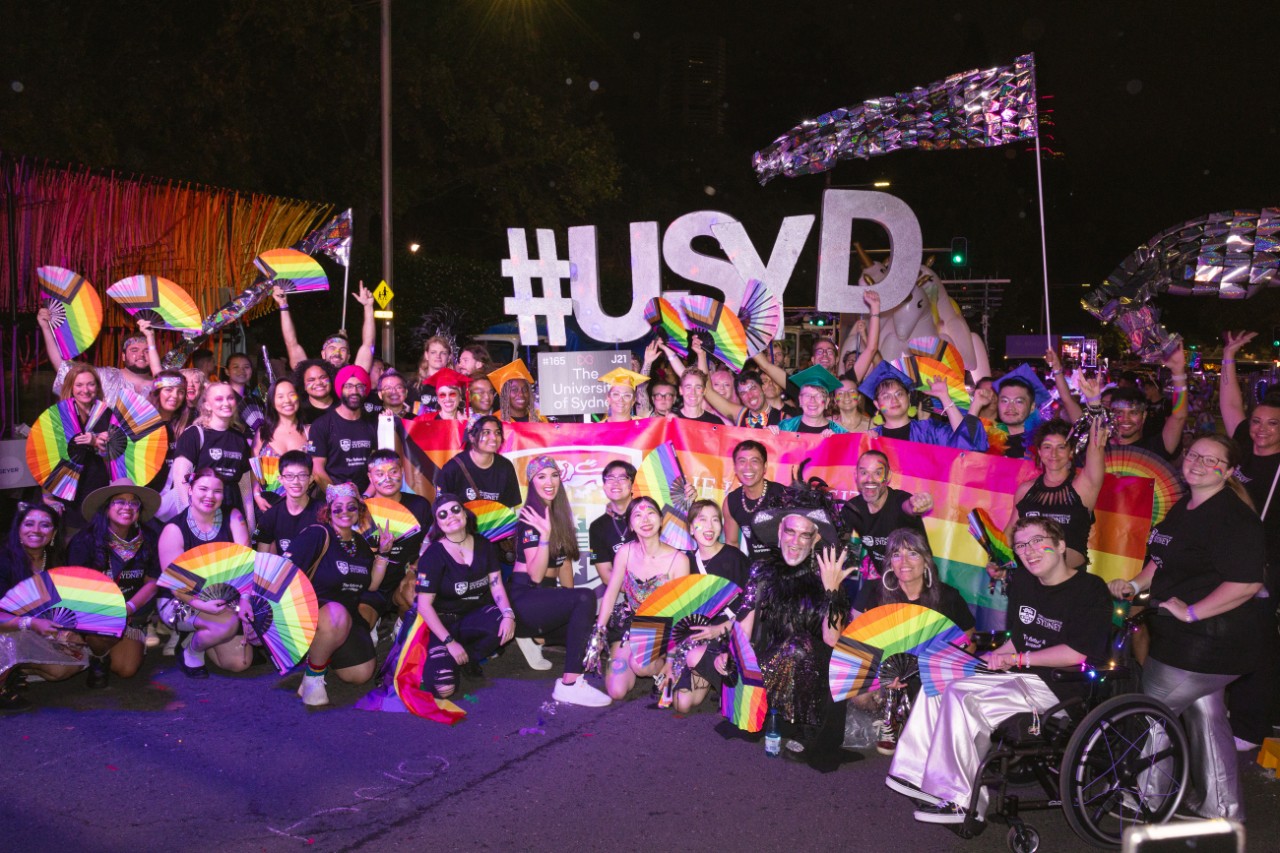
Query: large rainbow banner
xmin=406 ymin=419 xmax=1153 ymax=631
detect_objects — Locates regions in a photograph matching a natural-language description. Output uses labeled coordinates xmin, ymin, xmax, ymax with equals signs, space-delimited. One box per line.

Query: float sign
xmin=536 ymin=350 xmax=631 ymax=416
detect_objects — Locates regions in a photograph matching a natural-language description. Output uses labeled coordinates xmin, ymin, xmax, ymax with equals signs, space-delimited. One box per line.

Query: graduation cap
xmin=857 ymin=360 xmax=915 ymax=402
xmin=599 ymin=366 xmax=650 ymax=389
xmin=429 ymin=367 xmax=471 ymax=391
xmin=487 ymin=359 xmax=534 ymax=391
xmin=790 ymin=364 xmax=842 ymax=394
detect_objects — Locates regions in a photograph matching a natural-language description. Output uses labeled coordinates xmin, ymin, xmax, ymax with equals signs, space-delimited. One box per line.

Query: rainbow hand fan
xmin=633 ymin=441 xmax=695 ymax=551
xmin=104 ymin=390 xmax=169 ymax=484
xmin=38 ymin=266 xmax=103 ymax=359
xmin=1105 ymin=445 xmax=1186 ymax=524
xmin=364 ymin=497 xmax=424 ymax=545
xmin=250 ymin=456 xmax=283 ymax=495
xmin=253 ymin=248 xmax=330 ymax=294
xmin=908 ymin=336 xmax=965 ymax=376
xmin=159 ymin=542 xmax=258 ymax=605
xmin=682 ymin=295 xmax=750 ymax=372
xmin=828 ymin=603 xmax=966 ymax=701
xmin=644 ymin=297 xmax=689 ymax=357
xmin=628 ymin=575 xmax=740 ymax=666
xmin=736 ymin=278 xmax=782 ymax=357
xmin=721 ymin=619 xmax=767 ymax=732
xmin=242 ymin=551 xmax=320 ymax=673
xmin=466 ymin=500 xmax=518 ymax=541
xmin=968 ymin=507 xmax=1016 ymax=569
xmin=106 ymin=275 xmax=203 ymax=332
xmin=918 ymin=635 xmax=992 ymax=697
xmin=0 ymin=566 xmax=127 ymax=638
xmin=25 ymin=399 xmax=108 ymax=500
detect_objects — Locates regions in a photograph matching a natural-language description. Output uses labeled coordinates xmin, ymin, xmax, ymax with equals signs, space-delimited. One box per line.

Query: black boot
xmin=87 ymin=654 xmax=111 ymax=689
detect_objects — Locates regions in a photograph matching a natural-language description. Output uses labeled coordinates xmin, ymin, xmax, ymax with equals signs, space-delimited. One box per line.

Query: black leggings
xmin=424 ymin=605 xmax=503 ymax=695
xmin=508 ymin=573 xmax=595 ymax=675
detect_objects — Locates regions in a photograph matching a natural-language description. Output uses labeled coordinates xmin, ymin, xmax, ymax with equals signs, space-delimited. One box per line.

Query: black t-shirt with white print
xmin=1007 ymin=568 xmax=1112 ymax=699
xmin=308 ymin=408 xmax=377 ymax=492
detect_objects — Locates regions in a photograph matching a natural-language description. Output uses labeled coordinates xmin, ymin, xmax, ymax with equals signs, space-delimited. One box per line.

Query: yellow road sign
xmin=373 ymin=280 xmax=394 ymax=308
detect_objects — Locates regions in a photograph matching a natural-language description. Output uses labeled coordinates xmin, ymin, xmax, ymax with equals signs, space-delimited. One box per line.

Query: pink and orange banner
xmin=406 ymin=419 xmax=1153 ymax=630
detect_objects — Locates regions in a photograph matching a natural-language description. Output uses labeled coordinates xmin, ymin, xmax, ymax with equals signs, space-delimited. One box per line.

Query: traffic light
xmin=950 ymin=237 xmax=968 ymax=267
xmin=1272 ymin=325 xmax=1280 ymax=349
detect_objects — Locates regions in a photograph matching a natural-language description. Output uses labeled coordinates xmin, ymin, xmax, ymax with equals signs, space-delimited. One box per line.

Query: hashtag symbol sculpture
xmin=502 ymin=228 xmax=574 ymax=347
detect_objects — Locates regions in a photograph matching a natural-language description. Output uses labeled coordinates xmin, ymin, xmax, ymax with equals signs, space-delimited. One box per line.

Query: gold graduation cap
xmin=486 ymin=359 xmax=534 ymax=391
xmin=599 ymin=366 xmax=650 ymax=389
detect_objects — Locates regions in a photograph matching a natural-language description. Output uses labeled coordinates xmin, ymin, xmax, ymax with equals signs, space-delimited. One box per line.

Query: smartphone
xmin=1123 ymin=819 xmax=1243 ymax=853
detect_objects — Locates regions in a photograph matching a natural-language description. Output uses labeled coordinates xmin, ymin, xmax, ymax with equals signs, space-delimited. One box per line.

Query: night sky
xmin=3 ymin=1 xmax=1278 ymax=352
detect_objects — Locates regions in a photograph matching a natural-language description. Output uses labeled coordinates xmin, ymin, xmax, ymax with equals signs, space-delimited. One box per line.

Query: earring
xmin=881 ymin=571 xmax=900 ymax=592
xmin=925 ymin=570 xmax=933 ymax=588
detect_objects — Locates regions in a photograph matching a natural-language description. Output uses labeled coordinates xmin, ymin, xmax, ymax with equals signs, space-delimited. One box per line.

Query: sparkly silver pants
xmin=1142 ymin=657 xmax=1243 ymax=820
xmin=889 ymin=672 xmax=1059 ymax=815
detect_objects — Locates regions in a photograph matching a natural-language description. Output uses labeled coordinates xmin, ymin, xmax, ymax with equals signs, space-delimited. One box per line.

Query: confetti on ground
xmin=540 ymin=701 xmax=558 ymax=716
xmin=462 ymin=694 xmax=478 ymax=704
xmin=106 ymin=764 xmax=118 ymax=771
xmin=519 ymin=727 xmax=546 ymax=736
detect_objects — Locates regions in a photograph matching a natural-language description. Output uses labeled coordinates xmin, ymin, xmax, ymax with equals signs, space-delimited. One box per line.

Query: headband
xmin=325 ymin=482 xmax=362 ymax=503
xmin=121 ymin=334 xmax=147 ymax=351
xmin=153 ymin=375 xmax=185 ymax=390
xmin=525 ymin=455 xmax=559 ymax=481
xmin=322 ymin=335 xmax=349 ymax=353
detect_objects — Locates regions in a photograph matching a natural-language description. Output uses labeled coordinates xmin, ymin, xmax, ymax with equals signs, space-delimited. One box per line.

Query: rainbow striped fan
xmin=0 ymin=566 xmax=127 ymax=638
xmin=829 ymin=603 xmax=966 ymax=701
xmin=25 ymin=399 xmax=109 ymax=500
xmin=365 ymin=497 xmax=423 ymax=545
xmin=907 ymin=336 xmax=965 ymax=376
xmin=1105 ymin=445 xmax=1186 ymax=524
xmin=968 ymin=507 xmax=1016 ymax=569
xmin=38 ymin=266 xmax=103 ymax=359
xmin=628 ymin=575 xmax=740 ymax=666
xmin=918 ymin=635 xmax=992 ymax=697
xmin=103 ymin=390 xmax=169 ymax=485
xmin=254 ymin=248 xmax=330 ymax=294
xmin=736 ymin=278 xmax=782 ymax=357
xmin=466 ymin=500 xmax=518 ymax=542
xmin=682 ymin=295 xmax=750 ymax=372
xmin=106 ymin=275 xmax=203 ymax=332
xmin=644 ymin=297 xmax=689 ymax=357
xmin=633 ymin=441 xmax=695 ymax=551
xmin=250 ymin=456 xmax=283 ymax=496
xmin=720 ymin=619 xmax=767 ymax=732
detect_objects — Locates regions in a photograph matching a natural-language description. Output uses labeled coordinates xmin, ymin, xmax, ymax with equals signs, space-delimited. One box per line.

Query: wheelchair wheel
xmin=1006 ymin=824 xmax=1040 ymax=853
xmin=1058 ymin=693 xmax=1189 ymax=848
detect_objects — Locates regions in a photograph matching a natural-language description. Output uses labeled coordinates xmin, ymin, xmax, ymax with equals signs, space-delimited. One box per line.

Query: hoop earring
xmin=881 ymin=571 xmax=900 ymax=592
xmin=925 ymin=569 xmax=933 ymax=588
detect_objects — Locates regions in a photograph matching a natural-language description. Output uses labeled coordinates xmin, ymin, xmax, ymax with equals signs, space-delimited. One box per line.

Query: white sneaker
xmin=552 ymin=677 xmax=612 ymax=708
xmin=299 ymin=675 xmax=330 ymax=706
xmin=517 ymin=637 xmax=553 ymax=671
xmin=145 ymin=624 xmax=161 ymax=649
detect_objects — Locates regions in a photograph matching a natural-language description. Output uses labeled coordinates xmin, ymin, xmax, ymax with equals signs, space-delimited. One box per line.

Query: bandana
xmin=121 ymin=335 xmax=147 ymax=353
xmin=525 ymin=455 xmax=559 ymax=481
xmin=322 ymin=335 xmax=349 ymax=355
xmin=153 ymin=375 xmax=185 ymax=390
xmin=325 ymin=482 xmax=362 ymax=504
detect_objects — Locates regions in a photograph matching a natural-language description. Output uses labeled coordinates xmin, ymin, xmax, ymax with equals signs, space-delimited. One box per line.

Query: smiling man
xmin=588 ymin=461 xmax=637 ymax=586
xmin=309 ymin=365 xmax=378 ymax=492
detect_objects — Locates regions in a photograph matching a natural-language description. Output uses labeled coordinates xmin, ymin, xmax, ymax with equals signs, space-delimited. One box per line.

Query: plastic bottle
xmin=764 ymin=708 xmax=781 ymax=756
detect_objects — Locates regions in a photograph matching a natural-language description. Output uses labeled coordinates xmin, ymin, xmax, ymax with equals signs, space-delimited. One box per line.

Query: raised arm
xmin=273 ymin=286 xmax=308 ymax=369
xmin=35 ymin=307 xmax=66 ymax=375
xmin=751 ymin=351 xmax=788 ymax=392
xmin=1161 ymin=345 xmax=1189 ymax=456
xmin=354 ymin=282 xmax=376 ymax=373
xmin=662 ymin=339 xmax=738 ymax=421
xmin=1074 ymin=415 xmax=1109 ymax=510
xmin=1045 ymin=348 xmax=1083 ymax=422
xmin=138 ymin=319 xmax=163 ymax=376
xmin=1219 ymin=330 xmax=1256 ymax=436
xmin=851 ymin=290 xmax=881 ymax=382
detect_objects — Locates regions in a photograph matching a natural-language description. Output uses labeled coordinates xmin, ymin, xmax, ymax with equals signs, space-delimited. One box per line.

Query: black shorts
xmin=329 ymin=606 xmax=376 ymax=670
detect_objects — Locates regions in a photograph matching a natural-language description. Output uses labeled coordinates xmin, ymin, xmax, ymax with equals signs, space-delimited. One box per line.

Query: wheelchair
xmin=957 ymin=607 xmax=1190 ymax=852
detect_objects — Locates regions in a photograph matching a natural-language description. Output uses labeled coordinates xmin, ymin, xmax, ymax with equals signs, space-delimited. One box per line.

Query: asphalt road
xmin=4 ymin=642 xmax=1278 ymax=853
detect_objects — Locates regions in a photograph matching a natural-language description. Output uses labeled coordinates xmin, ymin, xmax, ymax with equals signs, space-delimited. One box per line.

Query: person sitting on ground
xmin=593 ymin=496 xmax=691 ymax=701
xmin=413 ymin=494 xmax=516 ymax=698
xmin=588 ymin=461 xmax=637 ymax=587
xmin=357 ymin=450 xmax=432 ymax=635
xmin=253 ymin=450 xmax=319 ymax=556
xmin=285 ymin=483 xmax=393 ymax=706
xmin=274 ymin=283 xmax=376 ymax=372
xmin=309 ymin=365 xmax=378 ymax=493
xmin=0 ymin=503 xmax=84 ymax=712
xmin=156 ymin=468 xmax=254 ymax=679
xmin=859 ymin=362 xmax=988 ymax=451
xmin=887 ymin=517 xmax=1111 ymax=825
xmin=67 ymin=480 xmax=163 ymax=689
xmin=850 ymin=528 xmax=975 ymax=756
xmin=507 ymin=456 xmax=611 ymax=707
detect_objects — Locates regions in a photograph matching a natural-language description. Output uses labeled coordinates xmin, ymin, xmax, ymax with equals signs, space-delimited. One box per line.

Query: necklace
xmin=739 ymin=481 xmax=769 ymax=514
xmin=29 ymin=552 xmax=46 ymax=573
xmin=608 ymin=506 xmax=628 ymax=540
xmin=336 ymin=533 xmax=358 ymax=556
xmin=109 ymin=529 xmax=142 ymax=561
xmin=187 ymin=510 xmax=223 ymax=542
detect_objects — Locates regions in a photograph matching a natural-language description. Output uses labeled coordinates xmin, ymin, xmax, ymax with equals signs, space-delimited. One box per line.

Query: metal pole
xmin=380 ymin=0 xmax=395 ymax=365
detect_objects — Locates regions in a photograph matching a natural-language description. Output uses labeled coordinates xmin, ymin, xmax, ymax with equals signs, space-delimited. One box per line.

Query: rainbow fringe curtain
xmin=0 ymin=153 xmax=332 ymax=365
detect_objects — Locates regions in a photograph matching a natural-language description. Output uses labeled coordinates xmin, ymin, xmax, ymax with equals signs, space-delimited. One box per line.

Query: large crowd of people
xmin=3 ymin=298 xmax=1278 ymax=832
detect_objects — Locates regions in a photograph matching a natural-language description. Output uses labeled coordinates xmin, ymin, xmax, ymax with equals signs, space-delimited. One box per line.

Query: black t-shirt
xmin=853 ymin=580 xmax=976 ymax=632
xmin=677 ymin=410 xmax=724 ymax=424
xmin=360 ymin=390 xmax=384 ymax=421
xmin=724 ymin=481 xmax=787 ymax=559
xmin=369 ymin=493 xmax=432 ymax=591
xmin=410 ymin=379 xmax=437 ymax=414
xmin=793 ymin=420 xmax=831 ymax=434
xmin=436 ymin=452 xmax=522 ymax=507
xmin=252 ymin=498 xmax=320 ymax=554
xmin=588 ymin=507 xmax=635 ymax=566
xmin=1002 ymin=431 xmax=1028 ymax=460
xmin=840 ymin=488 xmax=927 ymax=572
xmin=299 ymin=399 xmax=332 ymax=426
xmin=515 ymin=519 xmax=566 ymax=569
xmin=1231 ymin=420 xmax=1280 ymax=585
xmin=1114 ymin=431 xmax=1176 ymax=462
xmin=691 ymin=545 xmax=751 ymax=590
xmin=176 ymin=424 xmax=251 ymax=512
xmin=415 ymin=536 xmax=502 ymax=616
xmin=285 ymin=524 xmax=376 ymax=612
xmin=1146 ymin=489 xmax=1266 ymax=674
xmin=880 ymin=423 xmax=912 ymax=442
xmin=308 ymin=409 xmax=377 ymax=491
xmin=67 ymin=526 xmax=161 ymax=604
xmin=1007 ymin=569 xmax=1112 ymax=699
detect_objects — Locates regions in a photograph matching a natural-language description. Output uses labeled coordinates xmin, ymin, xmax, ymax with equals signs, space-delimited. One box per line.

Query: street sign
xmin=373 ymin=279 xmax=394 ymax=308
xmin=373 ymin=310 xmax=394 ymax=320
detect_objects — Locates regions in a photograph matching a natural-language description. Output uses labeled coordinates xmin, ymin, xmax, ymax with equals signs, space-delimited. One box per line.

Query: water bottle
xmin=764 ymin=708 xmax=781 ymax=757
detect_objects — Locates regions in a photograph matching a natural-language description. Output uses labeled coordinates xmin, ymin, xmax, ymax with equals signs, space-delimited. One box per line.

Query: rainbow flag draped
xmin=355 ymin=610 xmax=466 ymax=724
xmin=404 ymin=420 xmax=1153 ymax=632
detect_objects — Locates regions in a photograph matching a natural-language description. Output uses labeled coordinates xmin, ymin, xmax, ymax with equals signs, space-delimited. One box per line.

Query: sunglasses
xmin=332 ymin=503 xmax=361 ymax=513
xmin=436 ymin=504 xmax=464 ymax=520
